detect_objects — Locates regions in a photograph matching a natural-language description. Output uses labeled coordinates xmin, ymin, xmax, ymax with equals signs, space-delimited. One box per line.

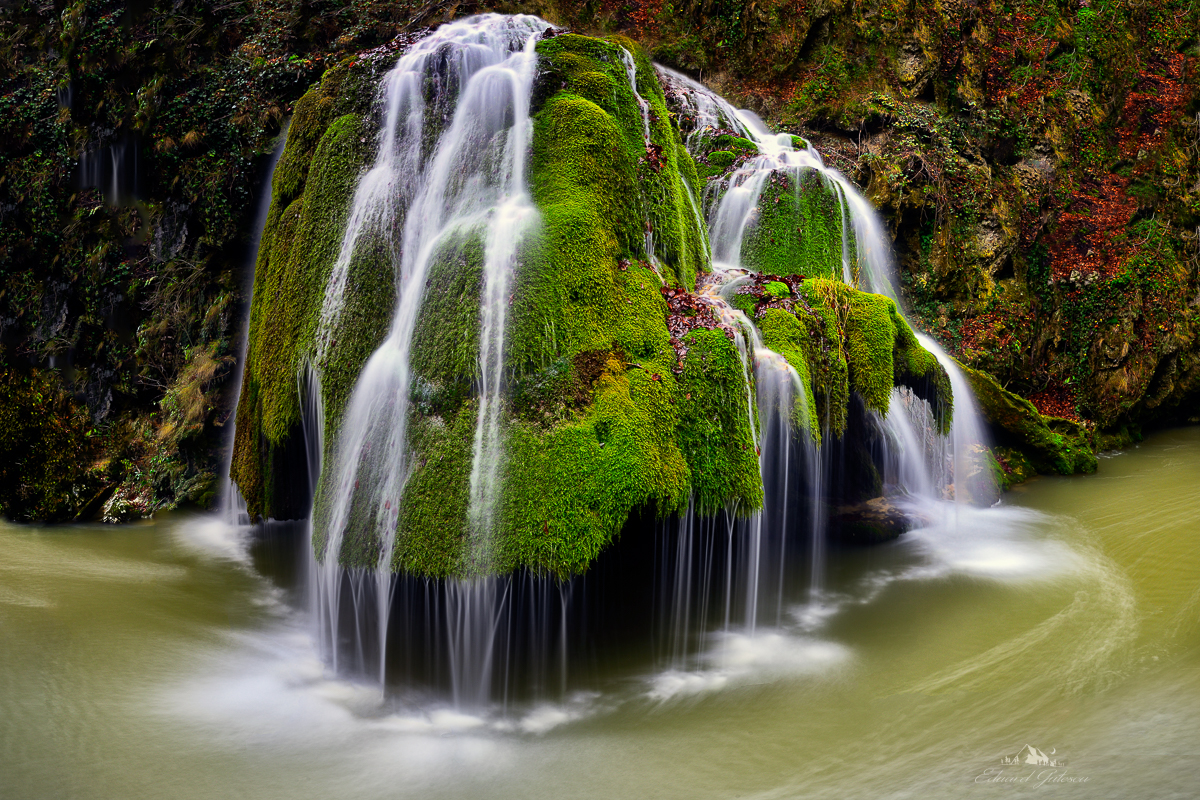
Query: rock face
xmin=231 ymin=28 xmax=952 ymax=578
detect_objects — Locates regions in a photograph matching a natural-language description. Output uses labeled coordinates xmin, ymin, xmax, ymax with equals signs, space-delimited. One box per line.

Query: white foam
xmin=648 ymin=630 xmax=852 ymax=702
xmin=898 ymin=502 xmax=1085 ymax=582
xmin=173 ymin=516 xmax=251 ymax=564
xmin=515 ymin=693 xmax=603 ymax=735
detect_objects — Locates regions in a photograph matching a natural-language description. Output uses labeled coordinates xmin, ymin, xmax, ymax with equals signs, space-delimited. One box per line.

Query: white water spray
xmin=659 ymin=62 xmax=996 ymax=629
xmin=219 ymin=130 xmax=289 ymax=526
xmin=309 ymin=15 xmax=551 ymax=685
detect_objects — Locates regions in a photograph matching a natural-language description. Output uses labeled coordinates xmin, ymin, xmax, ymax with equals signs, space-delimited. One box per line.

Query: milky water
xmin=674 ymin=60 xmax=988 ymax=638
xmin=290 ymin=31 xmax=999 ymax=702
xmin=218 ymin=128 xmax=289 ymax=526
xmin=308 ymin=14 xmax=549 ymax=686
xmin=661 ymin=64 xmax=993 ymax=508
xmin=3 ymin=427 xmax=1198 ymax=798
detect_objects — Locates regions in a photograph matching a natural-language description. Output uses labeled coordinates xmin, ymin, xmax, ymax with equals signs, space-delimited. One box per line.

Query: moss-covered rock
xmin=740 ymin=170 xmax=851 ymax=280
xmin=231 ymin=105 xmax=372 ymax=519
xmin=233 ymin=29 xmax=958 ymax=579
xmin=758 ymin=308 xmax=820 ymax=439
xmin=800 ymin=278 xmax=952 ymax=435
xmin=673 ymin=327 xmax=761 ymax=514
xmin=6 ymin=0 xmax=1198 ymax=529
xmin=963 ymin=364 xmax=1098 ymax=478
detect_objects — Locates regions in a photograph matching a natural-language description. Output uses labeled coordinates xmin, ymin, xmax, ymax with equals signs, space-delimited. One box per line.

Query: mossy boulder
xmin=232 ymin=31 xmax=959 ymax=579
xmin=963 ymin=365 xmax=1098 ymax=478
xmin=7 ymin=0 xmax=1199 ymax=529
xmin=740 ymin=170 xmax=851 ymax=280
xmin=231 ymin=58 xmax=391 ymax=520
xmin=800 ymin=279 xmax=952 ymax=436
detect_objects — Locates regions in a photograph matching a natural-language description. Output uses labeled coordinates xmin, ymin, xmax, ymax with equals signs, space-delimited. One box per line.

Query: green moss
xmin=232 ymin=110 xmax=368 ymax=518
xmin=673 ymin=328 xmax=762 ymax=514
xmin=757 ymin=308 xmax=820 ymax=440
xmin=792 ymin=287 xmax=851 ymax=435
xmin=764 ymin=280 xmax=791 ymax=299
xmin=513 ymin=34 xmax=711 ymax=372
xmin=570 ymin=70 xmax=615 ymax=106
xmin=532 ymin=35 xmax=707 ymax=287
xmin=693 ymin=133 xmax=759 ymax=180
xmin=514 ymin=93 xmax=639 ymax=374
xmin=391 ymin=404 xmax=475 ymax=575
xmin=740 ymin=171 xmax=849 ymax=279
xmin=486 ymin=35 xmax=716 ymax=576
xmin=800 ymin=279 xmax=951 ymax=434
xmin=410 ymin=230 xmax=484 ymax=389
xmin=730 ymin=290 xmax=759 ymax=317
xmin=499 ymin=356 xmax=691 ymax=578
xmin=712 ymin=134 xmax=756 ymax=151
xmin=707 ymin=150 xmax=736 ymax=170
xmin=271 ymin=87 xmax=334 ymax=208
xmin=844 ymin=290 xmax=896 ymax=414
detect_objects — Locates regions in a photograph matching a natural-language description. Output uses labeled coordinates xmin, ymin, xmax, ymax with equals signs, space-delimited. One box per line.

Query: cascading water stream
xmin=661 ymin=66 xmax=993 ymax=495
xmin=241 ymin=21 xmax=998 ymax=702
xmin=659 ymin=63 xmax=995 ymax=613
xmin=308 ymin=14 xmax=550 ymax=688
xmin=618 ymin=46 xmax=669 ymax=284
xmin=664 ymin=65 xmax=834 ymax=626
xmin=618 ymin=48 xmax=653 ymax=148
xmin=218 ymin=130 xmax=289 ymax=526
xmin=686 ymin=266 xmax=808 ymax=639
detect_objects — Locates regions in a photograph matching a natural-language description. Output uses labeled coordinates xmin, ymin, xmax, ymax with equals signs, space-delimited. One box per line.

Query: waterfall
xmin=660 ymin=62 xmax=831 ymax=630
xmin=218 ymin=130 xmax=289 ymax=526
xmin=659 ymin=63 xmax=995 ymax=621
xmin=77 ymin=133 xmax=140 ymax=206
xmin=692 ymin=266 xmax=809 ymax=635
xmin=617 ymin=45 xmax=669 ymax=283
xmin=618 ymin=48 xmax=653 ymax=148
xmin=308 ymin=14 xmax=550 ymax=687
xmin=234 ymin=19 xmax=1000 ymax=702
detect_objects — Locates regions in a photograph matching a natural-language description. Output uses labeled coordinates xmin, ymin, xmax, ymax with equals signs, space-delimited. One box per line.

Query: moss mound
xmin=232 ymin=31 xmax=958 ymax=579
xmin=740 ymin=171 xmax=851 ymax=280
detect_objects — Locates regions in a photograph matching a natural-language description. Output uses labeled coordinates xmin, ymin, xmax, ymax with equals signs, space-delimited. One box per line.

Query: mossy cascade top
xmin=230 ymin=21 xmax=952 ymax=579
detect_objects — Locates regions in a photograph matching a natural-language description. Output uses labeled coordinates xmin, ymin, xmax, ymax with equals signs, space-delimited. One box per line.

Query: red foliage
xmin=661 ymin=278 xmax=735 ymax=373
xmin=1116 ymin=53 xmax=1190 ymax=161
xmin=956 ymin=307 xmax=1034 ymax=359
xmin=983 ymin=11 xmax=1058 ymax=107
xmin=1028 ymin=384 xmax=1080 ymax=421
xmin=1045 ymin=173 xmax=1139 ymax=280
xmin=1046 ymin=52 xmax=1193 ymax=281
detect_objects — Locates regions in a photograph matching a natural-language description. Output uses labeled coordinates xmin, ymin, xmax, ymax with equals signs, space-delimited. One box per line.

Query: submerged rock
xmin=829 ymin=497 xmax=927 ymax=544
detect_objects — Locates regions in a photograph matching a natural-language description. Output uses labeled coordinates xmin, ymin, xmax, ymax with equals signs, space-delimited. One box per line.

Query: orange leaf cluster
xmin=1028 ymin=384 xmax=1080 ymax=421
